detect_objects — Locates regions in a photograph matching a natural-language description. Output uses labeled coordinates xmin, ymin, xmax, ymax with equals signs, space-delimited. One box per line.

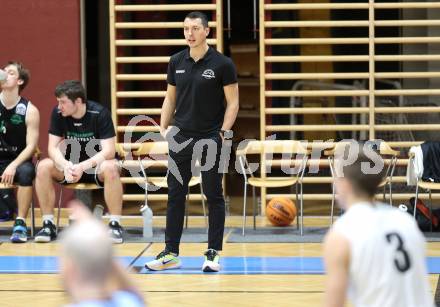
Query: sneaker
xmin=35 ymin=220 xmax=57 ymax=243
xmin=108 ymin=220 xmax=124 ymax=244
xmin=10 ymin=219 xmax=28 ymax=243
xmin=202 ymin=249 xmax=220 ymax=272
xmin=145 ymin=250 xmax=181 ymax=271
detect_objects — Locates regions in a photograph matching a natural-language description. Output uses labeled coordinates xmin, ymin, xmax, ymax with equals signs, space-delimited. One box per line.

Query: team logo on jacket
xmin=15 ymin=103 xmax=26 ymax=116
xmin=202 ymin=69 xmax=215 ymax=79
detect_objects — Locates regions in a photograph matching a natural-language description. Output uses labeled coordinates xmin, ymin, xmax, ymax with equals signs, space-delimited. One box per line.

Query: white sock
xmin=16 ymin=217 xmax=25 ymax=222
xmin=109 ymin=215 xmax=121 ymax=224
xmin=42 ymin=215 xmax=54 ymax=223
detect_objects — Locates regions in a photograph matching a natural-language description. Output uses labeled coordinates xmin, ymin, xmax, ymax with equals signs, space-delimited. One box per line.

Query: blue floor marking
xmin=1 ymin=256 xmax=440 ymax=274
xmin=136 ymin=256 xmax=324 ymax=274
xmin=428 ymin=258 xmax=440 ymax=274
xmin=0 ymin=256 xmax=59 ymax=273
xmin=0 ymin=256 xmax=132 ymax=274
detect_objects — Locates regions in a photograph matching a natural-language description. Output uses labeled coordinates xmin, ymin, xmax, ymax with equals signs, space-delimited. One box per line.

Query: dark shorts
xmin=58 ymin=168 xmax=104 ymax=187
xmin=0 ymin=160 xmax=35 ymax=187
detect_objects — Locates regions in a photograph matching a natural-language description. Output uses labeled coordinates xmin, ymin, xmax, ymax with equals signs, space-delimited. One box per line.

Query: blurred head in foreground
xmin=59 ymin=200 xmax=145 ymax=306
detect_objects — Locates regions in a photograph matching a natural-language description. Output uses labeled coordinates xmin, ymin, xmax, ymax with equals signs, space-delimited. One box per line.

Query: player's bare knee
xmin=36 ymin=158 xmax=54 ymax=178
xmin=100 ymin=160 xmax=120 ymax=180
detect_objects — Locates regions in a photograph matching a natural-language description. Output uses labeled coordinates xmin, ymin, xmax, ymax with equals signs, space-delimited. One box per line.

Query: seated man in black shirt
xmin=35 ymin=80 xmax=124 ymax=243
xmin=0 ymin=61 xmax=39 ymax=243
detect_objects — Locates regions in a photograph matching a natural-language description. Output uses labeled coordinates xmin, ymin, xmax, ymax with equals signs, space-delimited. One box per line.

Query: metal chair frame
xmin=236 ymin=140 xmax=309 ymax=236
xmin=133 ymin=141 xmax=207 ymax=230
xmin=410 ymin=151 xmax=437 ymax=232
xmin=328 ymin=141 xmax=399 ymax=225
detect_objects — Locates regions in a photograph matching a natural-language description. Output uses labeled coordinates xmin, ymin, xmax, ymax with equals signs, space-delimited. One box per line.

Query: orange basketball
xmin=266 ymin=197 xmax=297 ymax=226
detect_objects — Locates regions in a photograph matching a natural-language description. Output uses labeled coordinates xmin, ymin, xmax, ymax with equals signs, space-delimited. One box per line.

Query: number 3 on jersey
xmin=386 ymin=232 xmax=412 ymax=273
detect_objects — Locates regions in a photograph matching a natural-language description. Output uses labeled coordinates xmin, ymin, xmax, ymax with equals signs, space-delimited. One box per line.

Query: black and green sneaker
xmin=35 ymin=220 xmax=57 ymax=243
xmin=202 ymin=249 xmax=220 ymax=272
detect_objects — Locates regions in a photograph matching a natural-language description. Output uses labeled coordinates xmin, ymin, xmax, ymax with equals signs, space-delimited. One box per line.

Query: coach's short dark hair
xmin=338 ymin=143 xmax=385 ymax=198
xmin=7 ymin=61 xmax=30 ymax=93
xmin=54 ymin=80 xmax=86 ymax=104
xmin=185 ymin=11 xmax=209 ymax=28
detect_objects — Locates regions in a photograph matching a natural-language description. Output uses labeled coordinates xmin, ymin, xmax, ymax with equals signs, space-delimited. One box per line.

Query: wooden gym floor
xmin=0 ymin=216 xmax=438 ymax=307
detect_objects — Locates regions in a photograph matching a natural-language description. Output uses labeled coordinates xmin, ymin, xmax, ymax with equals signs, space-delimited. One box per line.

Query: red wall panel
xmin=0 ymin=0 xmax=81 ymax=157
xmin=0 ymin=0 xmax=81 ymax=205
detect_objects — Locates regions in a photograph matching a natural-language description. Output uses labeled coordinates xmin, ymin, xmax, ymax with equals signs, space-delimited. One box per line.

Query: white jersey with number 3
xmin=333 ymin=202 xmax=434 ymax=307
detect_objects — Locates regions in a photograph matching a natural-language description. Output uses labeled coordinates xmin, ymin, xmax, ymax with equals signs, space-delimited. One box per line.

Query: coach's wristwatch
xmin=220 ymin=129 xmax=233 ymax=139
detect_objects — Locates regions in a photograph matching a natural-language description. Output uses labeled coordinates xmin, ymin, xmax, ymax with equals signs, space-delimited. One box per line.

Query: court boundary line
xmin=223 ymin=228 xmax=233 ymax=243
xmin=126 ymin=242 xmax=153 ymax=269
xmin=435 ymin=274 xmax=440 ymax=306
xmin=0 ymin=289 xmax=324 ymax=294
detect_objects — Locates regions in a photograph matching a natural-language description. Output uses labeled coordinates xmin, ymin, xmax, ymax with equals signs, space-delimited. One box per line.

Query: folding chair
xmin=327 ymin=141 xmax=399 ymax=225
xmin=132 ymin=141 xmax=207 ymax=230
xmin=378 ymin=142 xmax=400 ymax=205
xmin=410 ymin=151 xmax=437 ymax=232
xmin=56 ymin=182 xmax=102 ymax=229
xmin=236 ymin=140 xmax=309 ymax=235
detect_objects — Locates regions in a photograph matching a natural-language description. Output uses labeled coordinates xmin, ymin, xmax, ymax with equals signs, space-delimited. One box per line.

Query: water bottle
xmin=0 ymin=69 xmax=6 ymax=83
xmin=140 ymin=204 xmax=153 ymax=238
xmin=93 ymin=204 xmax=104 ymax=219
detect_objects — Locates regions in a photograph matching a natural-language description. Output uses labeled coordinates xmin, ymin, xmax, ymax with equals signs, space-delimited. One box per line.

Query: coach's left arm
xmin=220 ymin=82 xmax=239 ymax=135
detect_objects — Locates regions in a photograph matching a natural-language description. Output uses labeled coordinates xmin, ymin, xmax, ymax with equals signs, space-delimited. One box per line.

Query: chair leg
xmin=330 ymin=182 xmax=335 ymax=226
xmin=382 ymin=184 xmax=386 ymax=203
xmin=199 ymin=183 xmax=208 ymax=233
xmin=56 ymin=188 xmax=63 ymax=232
xmin=144 ymin=182 xmax=148 ymax=208
xmin=414 ymin=184 xmax=419 ymax=219
xmin=252 ymin=186 xmax=256 ymax=230
xmin=300 ymin=183 xmax=304 ymax=236
xmin=242 ymin=183 xmax=247 ymax=236
xmin=185 ymin=193 xmax=189 ymax=229
xmin=30 ymin=197 xmax=35 ymax=237
xmin=429 ymin=189 xmax=433 ymax=232
xmin=389 ymin=182 xmax=393 ymax=206
xmin=295 ymin=184 xmax=299 ymax=230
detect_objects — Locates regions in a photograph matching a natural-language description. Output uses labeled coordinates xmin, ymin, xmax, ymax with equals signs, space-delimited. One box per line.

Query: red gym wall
xmin=0 ymin=0 xmax=82 ymax=202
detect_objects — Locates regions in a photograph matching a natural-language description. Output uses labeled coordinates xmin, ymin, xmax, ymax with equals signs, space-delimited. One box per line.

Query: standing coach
xmin=145 ymin=11 xmax=239 ymax=272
